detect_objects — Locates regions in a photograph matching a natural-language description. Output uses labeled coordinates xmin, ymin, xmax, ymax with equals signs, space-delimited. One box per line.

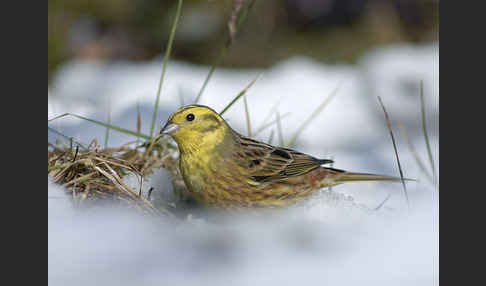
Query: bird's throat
xmin=176 ymin=126 xmax=235 ymax=157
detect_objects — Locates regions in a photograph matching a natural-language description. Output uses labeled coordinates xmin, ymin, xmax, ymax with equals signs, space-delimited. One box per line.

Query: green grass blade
xmin=136 ymin=101 xmax=141 ymax=145
xmin=254 ymin=112 xmax=291 ymax=136
xmin=420 ymin=80 xmax=437 ymax=186
xmin=178 ymin=86 xmax=185 ymax=107
xmin=276 ymin=112 xmax=284 ymax=146
xmin=49 ymin=113 xmax=152 ymax=140
xmin=243 ymin=95 xmax=252 ymax=137
xmin=104 ymin=96 xmax=111 ymax=148
xmin=219 ymin=73 xmax=262 ymax=116
xmin=398 ymin=122 xmax=434 ymax=185
xmin=149 ymin=0 xmax=183 ymax=138
xmin=285 ymin=84 xmax=340 ymax=147
xmin=257 ymin=99 xmax=282 ymax=131
xmin=195 ymin=0 xmax=256 ymax=103
xmin=48 ymin=126 xmax=87 ymax=150
xmin=195 ymin=47 xmax=227 ymax=104
xmin=267 ymin=129 xmax=275 ymax=144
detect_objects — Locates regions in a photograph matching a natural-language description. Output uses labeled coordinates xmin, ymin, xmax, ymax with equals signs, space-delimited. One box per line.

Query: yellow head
xmin=160 ymin=105 xmax=233 ymax=154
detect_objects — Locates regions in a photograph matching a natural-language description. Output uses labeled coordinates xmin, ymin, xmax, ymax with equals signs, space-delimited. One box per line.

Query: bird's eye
xmin=186 ymin=113 xmax=195 ymax=121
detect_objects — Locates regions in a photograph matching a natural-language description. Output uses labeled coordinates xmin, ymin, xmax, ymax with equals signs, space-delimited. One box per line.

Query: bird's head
xmin=160 ymin=105 xmax=233 ymax=154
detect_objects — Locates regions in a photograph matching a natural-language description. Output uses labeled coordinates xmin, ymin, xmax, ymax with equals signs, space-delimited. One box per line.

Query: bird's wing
xmin=234 ymin=136 xmax=333 ymax=183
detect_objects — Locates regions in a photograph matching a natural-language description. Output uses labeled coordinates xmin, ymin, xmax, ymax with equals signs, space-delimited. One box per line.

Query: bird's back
xmin=179 ymin=131 xmax=339 ymax=208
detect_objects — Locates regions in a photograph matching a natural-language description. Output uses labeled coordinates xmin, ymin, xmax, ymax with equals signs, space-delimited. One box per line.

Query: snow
xmin=48 ymin=42 xmax=439 ymax=286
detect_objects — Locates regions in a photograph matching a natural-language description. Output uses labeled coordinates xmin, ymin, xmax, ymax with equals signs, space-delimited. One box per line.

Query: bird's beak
xmin=160 ymin=121 xmax=179 ymax=135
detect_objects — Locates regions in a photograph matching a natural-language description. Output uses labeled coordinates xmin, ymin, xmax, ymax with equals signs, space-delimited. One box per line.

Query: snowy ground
xmin=48 ymin=43 xmax=439 ymax=285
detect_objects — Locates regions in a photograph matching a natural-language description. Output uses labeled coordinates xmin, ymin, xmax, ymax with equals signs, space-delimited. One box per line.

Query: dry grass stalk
xmin=48 ymin=138 xmax=180 ymax=217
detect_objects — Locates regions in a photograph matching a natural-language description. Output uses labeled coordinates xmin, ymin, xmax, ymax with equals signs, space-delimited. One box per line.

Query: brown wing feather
xmin=234 ymin=136 xmax=333 ymax=183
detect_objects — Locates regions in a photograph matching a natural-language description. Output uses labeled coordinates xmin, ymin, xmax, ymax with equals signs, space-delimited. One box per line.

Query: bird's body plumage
xmin=161 ymin=105 xmax=406 ymax=209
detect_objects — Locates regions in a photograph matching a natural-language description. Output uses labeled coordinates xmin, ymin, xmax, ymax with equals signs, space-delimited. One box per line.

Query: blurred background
xmin=48 ymin=0 xmax=438 ymax=81
xmin=48 ymin=1 xmax=439 ymax=285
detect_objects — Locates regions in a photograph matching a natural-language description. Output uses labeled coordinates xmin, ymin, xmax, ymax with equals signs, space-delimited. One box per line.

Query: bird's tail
xmin=322 ymin=167 xmax=414 ymax=186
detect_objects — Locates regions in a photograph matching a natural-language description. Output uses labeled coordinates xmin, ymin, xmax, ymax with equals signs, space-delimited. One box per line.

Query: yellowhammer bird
xmin=160 ymin=104 xmax=407 ymax=209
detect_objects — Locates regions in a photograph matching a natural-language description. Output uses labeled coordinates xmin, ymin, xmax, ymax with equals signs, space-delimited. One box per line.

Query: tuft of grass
xmin=48 ymin=136 xmax=175 ymax=216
